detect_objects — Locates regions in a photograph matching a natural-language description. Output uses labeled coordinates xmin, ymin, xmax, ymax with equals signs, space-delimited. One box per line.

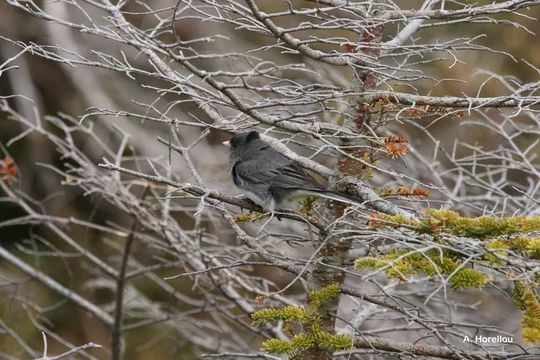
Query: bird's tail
xmin=304 ymin=190 xmax=363 ymax=207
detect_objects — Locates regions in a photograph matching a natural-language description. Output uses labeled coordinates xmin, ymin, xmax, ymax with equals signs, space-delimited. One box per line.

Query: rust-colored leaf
xmin=343 ymin=43 xmax=357 ymax=53
xmin=369 ymin=213 xmax=386 ymax=228
xmin=385 ymin=143 xmax=409 ymax=159
xmin=0 ymin=156 xmax=18 ymax=184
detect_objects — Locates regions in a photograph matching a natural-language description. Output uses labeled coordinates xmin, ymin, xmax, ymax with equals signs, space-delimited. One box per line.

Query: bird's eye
xmin=246 ymin=131 xmax=260 ymax=143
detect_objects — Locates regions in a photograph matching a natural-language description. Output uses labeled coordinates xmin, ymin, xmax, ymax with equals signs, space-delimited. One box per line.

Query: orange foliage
xmin=383 ymin=135 xmax=409 ymax=159
xmin=396 ymin=187 xmax=430 ymax=197
xmin=381 ymin=186 xmax=430 ymax=197
xmin=0 ymin=156 xmax=18 ymax=184
xmin=385 ymin=143 xmax=409 ymax=158
xmin=343 ymin=43 xmax=357 ymax=53
xmin=384 ymin=135 xmax=407 ymax=144
xmin=369 ymin=213 xmax=386 ymax=228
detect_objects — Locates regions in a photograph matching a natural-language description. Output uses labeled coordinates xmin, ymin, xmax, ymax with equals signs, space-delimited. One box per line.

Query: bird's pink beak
xmin=222 ymin=140 xmax=231 ymax=148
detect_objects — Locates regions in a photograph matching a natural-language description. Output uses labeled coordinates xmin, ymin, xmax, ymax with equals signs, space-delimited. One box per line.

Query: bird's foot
xmin=235 ymin=195 xmax=260 ymax=211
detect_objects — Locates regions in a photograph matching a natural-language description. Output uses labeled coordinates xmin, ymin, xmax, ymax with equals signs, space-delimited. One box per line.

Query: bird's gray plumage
xmin=228 ymin=131 xmax=360 ymax=211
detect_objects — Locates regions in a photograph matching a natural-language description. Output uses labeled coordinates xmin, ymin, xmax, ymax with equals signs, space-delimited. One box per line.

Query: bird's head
xmin=223 ymin=131 xmax=261 ymax=148
xmin=230 ymin=131 xmax=260 ymax=147
xmin=223 ymin=131 xmax=265 ymax=161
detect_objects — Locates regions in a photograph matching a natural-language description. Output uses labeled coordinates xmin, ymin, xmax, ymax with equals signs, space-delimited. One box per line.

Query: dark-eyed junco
xmin=224 ymin=131 xmax=361 ymax=212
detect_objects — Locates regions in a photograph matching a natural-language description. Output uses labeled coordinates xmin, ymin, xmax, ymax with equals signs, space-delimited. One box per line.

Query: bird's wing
xmin=234 ymin=148 xmax=323 ymax=191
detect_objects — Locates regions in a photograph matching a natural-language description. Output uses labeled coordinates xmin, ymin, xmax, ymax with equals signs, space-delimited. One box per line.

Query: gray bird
xmin=224 ymin=131 xmax=360 ymax=212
